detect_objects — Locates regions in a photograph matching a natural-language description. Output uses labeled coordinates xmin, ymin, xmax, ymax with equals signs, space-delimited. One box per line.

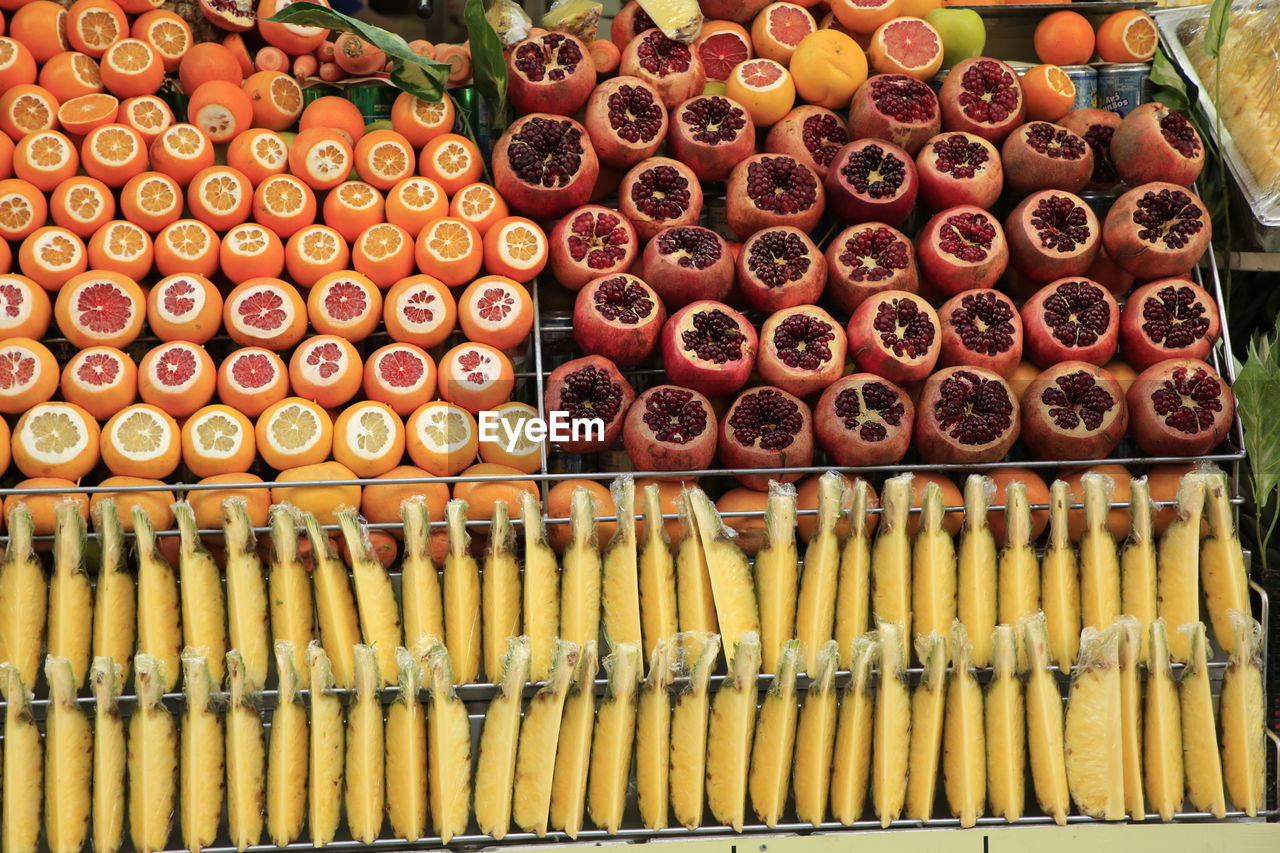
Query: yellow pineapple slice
xmin=561 ymin=487 xmax=603 ymax=649
xmin=675 ymin=491 xmax=718 ymax=663
xmin=706 ymin=632 xmax=762 ymax=831
xmin=587 ymin=642 xmax=643 ymax=833
xmin=1144 ymin=619 xmax=1184 ymax=821
xmin=134 ymin=507 xmax=182 ymax=690
xmin=748 ymin=639 xmax=800 ymax=827
xmin=957 ymin=475 xmax=996 ymax=667
xmin=223 ymin=498 xmax=271 ymax=689
xmin=175 ymin=501 xmax=228 ymax=683
xmin=304 ymin=511 xmax=360 ymax=688
xmin=688 ymin=488 xmax=762 ymax=664
xmin=44 ymin=656 xmax=92 ymax=853
xmin=401 ymin=498 xmax=444 ymax=658
xmin=872 ymin=475 xmax=913 ymax=640
xmin=1219 ymin=611 xmax=1265 ymax=817
xmin=1199 ymin=468 xmax=1251 ymax=654
xmin=1178 ymin=621 xmax=1225 ymax=817
xmin=792 ymin=639 xmax=839 ymax=826
xmin=91 ymin=658 xmax=127 ymax=853
xmin=443 ymin=499 xmax=481 ymax=684
xmin=548 ymin=641 xmax=599 ymax=838
xmin=268 ymin=505 xmax=314 ymax=678
xmin=513 ymin=640 xmax=579 ymax=836
xmin=307 ymin=643 xmax=345 ymax=847
xmin=1117 ymin=616 xmax=1145 ymax=819
xmin=755 ymin=481 xmax=798 ymax=674
xmin=913 ymin=481 xmax=957 ymax=645
xmin=128 ymin=655 xmax=177 ymax=853
xmin=796 ymin=472 xmax=844 ymax=674
xmin=2 ymin=663 xmax=43 ymax=853
xmin=638 ymin=483 xmax=678 ymax=660
xmin=480 ymin=500 xmax=521 ymax=681
xmin=338 ymin=509 xmax=404 ymax=685
xmin=636 ymin=639 xmax=676 ymax=830
xmin=425 ymin=644 xmax=473 ymax=843
xmin=834 ymin=479 xmax=872 ymax=668
xmin=0 ymin=504 xmax=47 ymax=688
xmin=1158 ymin=472 xmax=1206 ymax=662
xmin=179 ymin=652 xmax=224 ymax=853
xmin=267 ymin=643 xmax=307 ymax=846
xmin=1079 ymin=472 xmax=1121 ymax=631
xmin=831 ymin=633 xmax=877 ymax=825
xmin=1121 ymin=477 xmax=1157 ymax=664
xmin=521 ymin=491 xmax=560 ymax=680
xmin=343 ymin=646 xmax=385 ymax=844
xmin=1065 ymin=624 xmax=1125 ymax=820
xmin=872 ymin=620 xmax=910 ymax=827
xmin=602 ymin=477 xmax=643 ymax=648
xmin=1021 ymin=613 xmax=1070 ymax=825
xmin=670 ymin=632 xmax=720 ymax=829
xmin=999 ymin=481 xmax=1041 ymax=670
xmin=226 ymin=650 xmax=267 ymax=850
xmin=985 ymin=624 xmax=1024 ymax=822
xmin=386 ymin=648 xmax=429 ymax=841
xmin=474 ymin=637 xmax=530 ymax=839
xmin=92 ymin=501 xmax=136 ymax=685
xmin=1040 ymin=480 xmax=1080 ymax=670
xmin=943 ymin=621 xmax=986 ymax=827
xmin=905 ymin=631 xmax=948 ymax=821
xmin=49 ymin=502 xmax=92 ymax=686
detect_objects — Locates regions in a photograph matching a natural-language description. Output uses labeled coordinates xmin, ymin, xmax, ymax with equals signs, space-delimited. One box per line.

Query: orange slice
xmin=12 ymin=401 xmax=100 ymax=480
xmin=307 ymin=270 xmax=382 ymax=340
xmin=353 ymin=222 xmax=415 ymax=289
xmin=383 ymin=274 xmax=456 ymax=348
xmin=60 ymin=345 xmax=137 ymax=420
xmin=19 ymin=226 xmax=87 ymax=291
xmin=57 ymin=92 xmax=118 ymax=136
xmin=405 ymin=400 xmax=478 ymax=477
xmin=148 ymin=122 xmax=215 ymax=184
xmin=14 ymin=130 xmax=78 ymax=192
xmin=287 ymin=334 xmax=363 ymax=409
xmin=217 ymin=347 xmax=290 ymax=418
xmin=284 ymin=224 xmax=348 ymax=289
xmin=180 ymin=403 xmax=256 ymax=478
xmin=481 ymin=216 xmax=548 ymax=283
xmin=332 ymin=400 xmax=406 ymax=478
xmin=436 ymin=342 xmax=515 ymax=414
xmin=457 ymin=274 xmax=534 ymax=350
xmin=321 ymin=180 xmax=385 ymax=244
xmin=223 ymin=276 xmax=308 ymax=351
xmin=354 ymin=129 xmax=415 ymax=191
xmin=0 ymin=274 xmax=52 ymax=339
xmin=447 ymin=182 xmax=509 ymax=236
xmin=414 ymin=216 xmax=482 ymax=287
xmin=146 ymin=272 xmax=222 ymax=343
xmin=0 ymin=178 xmax=47 ymax=242
xmin=87 ymin=219 xmax=153 ymax=281
xmin=256 ymin=396 xmax=334 ymax=470
xmin=187 ymin=164 xmax=252 ymax=231
xmin=0 ymin=336 xmax=58 ymax=414
xmin=120 ymin=171 xmax=184 ymax=234
xmin=50 ymin=176 xmax=115 ymax=238
xmin=362 ymin=342 xmax=437 ymax=416
xmin=220 ymin=222 xmax=285 ymax=284
xmin=100 ymin=402 xmax=181 ymax=479
xmin=155 ymin=218 xmax=220 ymax=278
xmin=253 ymin=173 xmax=318 ymax=241
xmin=137 ymin=340 xmax=217 ymax=418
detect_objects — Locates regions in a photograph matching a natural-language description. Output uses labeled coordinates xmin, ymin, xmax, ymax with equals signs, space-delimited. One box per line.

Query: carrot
xmin=334 ymin=32 xmax=386 ymax=76
xmin=316 ymin=40 xmax=336 ymax=63
xmin=292 ymin=53 xmax=318 ymax=80
xmin=408 ymin=39 xmax=436 ymax=60
xmin=255 ymin=45 xmax=290 ymax=73
xmin=433 ymin=43 xmax=473 ymax=85
xmin=588 ymin=39 xmax=620 ymax=75
xmin=318 ymin=61 xmax=346 ymax=82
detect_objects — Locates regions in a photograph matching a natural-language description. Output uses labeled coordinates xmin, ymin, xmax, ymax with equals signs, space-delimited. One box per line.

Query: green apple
xmin=926 ymin=8 xmax=987 ymax=70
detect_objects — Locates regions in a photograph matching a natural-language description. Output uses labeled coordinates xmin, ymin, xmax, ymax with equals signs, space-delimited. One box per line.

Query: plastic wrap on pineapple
xmin=543 ymin=0 xmax=604 ymax=42
xmin=487 ymin=0 xmax=533 ymax=48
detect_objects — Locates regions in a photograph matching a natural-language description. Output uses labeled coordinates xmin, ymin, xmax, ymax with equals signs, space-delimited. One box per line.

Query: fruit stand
xmin=0 ymin=0 xmax=1276 ymax=850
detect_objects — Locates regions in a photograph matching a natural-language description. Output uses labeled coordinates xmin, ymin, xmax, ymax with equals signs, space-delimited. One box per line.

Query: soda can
xmin=301 ymin=82 xmax=341 ymax=107
xmin=1097 ymin=63 xmax=1154 ymax=117
xmin=343 ymin=79 xmax=398 ymax=124
xmin=1062 ymin=65 xmax=1098 ymax=111
xmin=451 ymin=85 xmax=494 ymax=158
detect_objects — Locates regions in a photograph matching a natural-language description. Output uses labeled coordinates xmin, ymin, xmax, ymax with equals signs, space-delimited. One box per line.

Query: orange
xmin=8 ymin=2 xmax=69 ymax=66
xmin=321 ymin=180 xmax=386 ymax=244
xmin=80 ymin=123 xmax=148 ymax=186
xmin=227 ymin=127 xmax=289 ymax=185
xmin=180 ymin=403 xmax=256 ymax=479
xmin=725 ymin=58 xmax=796 ymax=126
xmin=86 ymin=219 xmax=153 ymax=281
xmin=476 ymin=400 xmax=541 ymax=474
xmin=332 ymin=400 xmax=405 ymax=478
xmin=187 ymin=79 xmax=253 ymax=144
xmin=178 ymin=42 xmax=243 ymax=94
xmin=4 ymin=479 xmax=89 ymax=539
xmin=137 ymin=340 xmax=216 ymax=418
xmin=217 ymin=347 xmax=290 ymax=418
xmin=14 ymin=130 xmax=78 ymax=192
xmin=0 ymin=337 xmax=58 ymax=413
xmin=289 ymin=127 xmax=352 ymax=192
xmin=270 ymin=461 xmax=360 ymax=525
xmin=187 ymin=165 xmax=252 ymax=231
xmin=66 ymin=0 xmax=127 ymax=59
xmin=752 ymin=2 xmax=817 ymax=66
xmin=49 ymin=176 xmax=115 ymax=238
xmin=56 ymin=92 xmax=118 ymax=136
xmin=830 ymin=0 xmax=903 ymax=34
xmin=148 ymin=123 xmax=214 ymax=184
xmin=447 ymin=182 xmax=508 ymax=236
xmin=547 ymin=478 xmax=616 ymax=550
xmin=241 ymin=70 xmax=303 ymax=131
xmin=117 ymin=94 xmax=173 ymax=142
xmin=452 ymin=463 xmax=538 ymax=522
xmin=61 ymin=346 xmax=137 ymax=420
xmin=38 ymin=52 xmax=104 ymax=103
xmin=361 ymin=465 xmax=449 ymax=528
xmin=696 ymin=21 xmax=753 ymax=82
xmin=252 ymin=173 xmax=316 ymax=239
xmin=362 ymin=342 xmax=436 ymax=416
xmin=868 ymin=16 xmax=943 ymax=81
xmin=405 ymin=400 xmax=478 ymax=477
xmin=383 ymin=274 xmax=456 ymax=348
xmin=1096 ymin=10 xmax=1157 ymax=63
xmin=481 ymin=216 xmax=548 ymax=283
xmin=436 ymin=342 xmax=515 ymax=414
xmin=0 ymin=274 xmax=52 ymax=339
xmin=284 ymin=224 xmax=349 ymax=288
xmin=788 ymin=30 xmax=867 ymax=110
xmin=307 ymin=270 xmax=382 ymax=340
xmin=390 ymin=91 xmax=455 ymax=148
xmin=418 ymin=133 xmax=482 ymax=195
xmin=1034 ymin=11 xmax=1096 ymax=67
xmin=88 ymin=476 xmax=176 ymax=534
xmin=223 ymin=276 xmax=308 ymax=351
xmin=131 ymin=9 xmax=191 ymax=71
xmin=0 ymin=240 xmax=8 ymax=274
xmin=297 ymin=93 xmax=364 ymax=146
xmin=0 ymin=38 xmax=38 ymax=92
xmin=155 ymin=219 xmax=221 ymax=278
xmin=120 ymin=171 xmax=183 ymax=233
xmin=19 ymin=226 xmax=87 ymax=291
xmin=0 ymin=179 xmax=46 ymax=241
xmin=55 ymin=270 xmax=145 ymax=349
xmin=101 ymin=39 xmax=164 ymax=98
xmin=354 ymin=129 xmax=415 ymax=191
xmin=11 ymin=401 xmax=100 ymax=480
xmin=147 ymin=273 xmax=222 ymax=343
xmin=287 ymin=334 xmax=363 ymax=409
xmin=1022 ymin=63 xmax=1076 ymax=122
xmin=386 ymin=176 xmax=448 ymax=235
xmin=219 ymin=222 xmax=286 ymax=284
xmin=0 ymin=85 xmax=58 ymax=141
xmin=256 ymin=396 xmax=334 ymax=470
xmin=458 ymin=275 xmax=534 ymax=350
xmin=100 ymin=403 xmax=181 ymax=479
xmin=353 ymin=222 xmax=415 ymax=289
xmin=188 ymin=472 xmax=270 ymax=530
xmin=414 ymin=216 xmax=482 ymax=287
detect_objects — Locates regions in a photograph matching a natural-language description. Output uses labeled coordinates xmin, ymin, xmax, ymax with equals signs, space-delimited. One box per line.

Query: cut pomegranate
xmin=847 ymin=289 xmax=940 ymax=385
xmin=914 ymin=131 xmax=1003 ymax=212
xmin=200 ymin=0 xmax=254 ymax=31
xmin=1005 ymin=190 xmax=1100 ymax=287
xmin=623 ymin=384 xmax=718 ymax=472
xmin=1119 ymin=278 xmax=1220 ymax=370
xmin=757 ymin=305 xmax=847 ymax=398
xmin=1102 ymin=182 xmax=1212 ymax=280
xmin=666 ymin=94 xmax=757 ymax=182
xmin=618 ymin=156 xmax=703 ymax=241
xmin=824 ymin=223 xmax=917 ymax=315
xmin=825 ymin=139 xmax=919 ymax=227
xmin=938 ymin=289 xmax=1023 ymax=377
xmin=619 ymin=29 xmax=707 ymax=109
xmin=764 ymin=105 xmax=850 ymax=179
xmin=584 ymin=76 xmax=669 ymax=170
xmin=549 ymin=205 xmax=638 ymax=292
xmin=542 ymin=354 xmax=636 ymax=453
xmin=1058 ymin=108 xmax=1122 ymax=190
xmin=1126 ymin=358 xmax=1234 ymax=457
xmin=642 ymin=225 xmax=734 ymax=310
xmin=1020 ymin=277 xmax=1119 ymax=368
xmin=914 ymin=365 xmax=1020 ymax=465
xmin=660 ymin=299 xmax=758 ymax=397
xmin=848 ymin=74 xmax=941 ymax=156
xmin=506 ymin=32 xmax=596 ymax=117
xmin=610 ymin=1 xmax=656 ymax=50
xmin=1000 ymin=121 xmax=1094 ymax=195
xmin=1020 ymin=361 xmax=1128 ymax=461
xmin=725 ymin=153 xmax=824 ymax=240
xmin=736 ymin=226 xmax=826 ymax=313
xmin=814 ymin=373 xmax=913 ymax=467
xmin=572 ymin=273 xmax=667 ymax=367
xmin=916 ymin=205 xmax=1009 ymax=295
xmin=719 ymin=385 xmax=814 ymax=490
xmin=938 ymin=57 xmax=1026 ymax=144
xmin=1110 ymin=103 xmax=1204 ymax=188
xmin=492 ymin=113 xmax=600 ymax=219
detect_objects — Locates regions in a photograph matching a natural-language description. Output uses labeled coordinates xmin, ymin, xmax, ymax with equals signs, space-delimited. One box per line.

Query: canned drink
xmin=301 ymin=83 xmax=341 ymax=106
xmin=1097 ymin=63 xmax=1154 ymax=117
xmin=1062 ymin=65 xmax=1098 ymax=111
xmin=343 ymin=79 xmax=398 ymax=124
xmin=451 ymin=85 xmax=494 ymax=157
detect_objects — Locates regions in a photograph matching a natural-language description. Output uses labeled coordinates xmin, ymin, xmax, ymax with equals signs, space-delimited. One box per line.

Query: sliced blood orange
xmin=66 ymin=0 xmax=127 ymax=60
xmin=147 ymin=272 xmax=222 ymax=343
xmin=0 ymin=38 xmax=38 ymax=93
xmin=0 ymin=84 xmax=59 ymax=139
xmin=100 ymin=39 xmax=164 ymax=99
xmin=284 ymin=224 xmax=348 ymax=289
xmin=405 ymin=400 xmax=478 ymax=477
xmin=457 ymin=275 xmax=534 ymax=350
xmin=12 ymin=401 xmax=100 ymax=480
xmin=868 ymin=16 xmax=943 ymax=81
xmin=696 ymin=22 xmax=753 ymax=82
xmin=223 ymin=276 xmax=308 ymax=351
xmin=120 ymin=171 xmax=183 ymax=233
xmin=100 ymin=402 xmax=181 ymax=479
xmin=57 ymin=92 xmax=118 ymax=136
xmin=38 ymin=51 xmax=104 ymax=103
xmin=220 ymin=222 xmax=285 ymax=284
xmin=333 ymin=400 xmax=405 ymax=478
xmin=217 ymin=347 xmax=290 ymax=418
xmin=481 ymin=216 xmax=548 ymax=283
xmin=241 ymin=70 xmax=303 ymax=132
xmin=0 ymin=274 xmax=52 ymax=339
xmin=0 ymin=336 xmax=58 ymax=414
xmin=253 ymin=173 xmax=317 ymax=241
xmin=14 ymin=130 xmax=78 ymax=192
xmin=228 ymin=127 xmax=289 ymax=185
xmin=49 ymin=175 xmax=115 ymax=238
xmin=54 ymin=270 xmax=146 ymax=349
xmin=148 ymin=122 xmax=215 ymax=184
xmin=353 ymin=222 xmax=415 ymax=289
xmin=831 ymin=0 xmax=903 ymax=35
xmin=0 ymin=179 xmax=47 ymax=242
xmin=726 ymin=58 xmax=796 ymax=126
xmin=19 ymin=226 xmax=87 ymax=291
xmin=752 ymin=2 xmax=817 ymax=66
xmin=60 ymin=345 xmax=137 ymax=419
xmin=447 ymin=182 xmax=508 ymax=237
xmin=437 ymin=342 xmax=515 ymax=414
xmin=117 ymin=94 xmax=173 ymax=142
xmin=362 ymin=342 xmax=436 ymax=416
xmin=354 ymin=129 xmax=415 ymax=192
xmin=187 ymin=164 xmax=252 ymax=231
xmin=414 ymin=216 xmax=482 ymax=287
xmin=288 ymin=127 xmax=352 ymax=192
xmin=287 ymin=334 xmax=363 ymax=409
xmin=383 ymin=274 xmax=456 ymax=348
xmin=180 ymin=403 xmax=255 ymax=478
xmin=137 ymin=340 xmax=216 ymax=418
xmin=131 ymin=9 xmax=191 ymax=71
xmin=386 ymin=176 xmax=448 ymax=236
xmin=155 ymin=218 xmax=220 ymax=277
xmin=390 ymin=91 xmax=455 ymax=148
xmin=256 ymin=396 xmax=334 ymax=471
xmin=86 ymin=219 xmax=153 ymax=281
xmin=477 ymin=400 xmax=542 ymax=474
xmin=321 ymin=180 xmax=385 ymax=244
xmin=307 ymin=270 xmax=382 ymax=341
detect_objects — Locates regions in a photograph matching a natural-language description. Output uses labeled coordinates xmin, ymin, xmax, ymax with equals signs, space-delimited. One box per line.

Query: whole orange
xmin=1033 ymin=11 xmax=1095 ymax=67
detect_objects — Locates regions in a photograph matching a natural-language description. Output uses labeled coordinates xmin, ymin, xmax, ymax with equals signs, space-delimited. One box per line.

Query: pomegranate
xmin=736 ymin=226 xmax=826 ymax=313
xmin=200 ymin=0 xmax=254 ymax=31
xmin=542 ymin=355 xmax=636 ymax=453
xmin=757 ymin=305 xmax=847 ymax=398
xmin=584 ymin=77 xmax=669 ymax=170
xmin=1110 ymin=103 xmax=1205 ymax=187
xmin=642 ymin=225 xmax=734 ymax=309
xmin=1020 ymin=362 xmax=1128 ymax=461
xmin=506 ymin=33 xmax=595 ymax=116
xmin=666 ymin=95 xmax=757 ymax=182
xmin=623 ymin=384 xmax=718 ymax=472
xmin=1058 ymin=108 xmax=1121 ymax=190
xmin=847 ymin=290 xmax=940 ymax=385
xmin=914 ymin=366 xmax=1020 ymax=465
xmin=725 ymin=153 xmax=824 ymax=240
xmin=492 ymin=114 xmax=600 ymax=219
xmin=610 ymin=1 xmax=656 ymax=51
xmin=916 ymin=205 xmax=1009 ymax=295
xmin=938 ymin=57 xmax=1026 ymax=144
xmin=660 ymin=300 xmax=758 ymax=397
xmin=620 ymin=29 xmax=707 ymax=109
xmin=1084 ymin=243 xmax=1134 ymax=297
xmin=1126 ymin=358 xmax=1234 ymax=457
xmin=1102 ymin=182 xmax=1212 ymax=280
xmin=1020 ymin=277 xmax=1119 ymax=368
xmin=848 ymin=74 xmax=941 ymax=156
xmin=938 ymin=289 xmax=1023 ymax=377
xmin=572 ymin=274 xmax=667 ymax=366
xmin=814 ymin=373 xmax=914 ymax=467
xmin=1005 ymin=190 xmax=1100 ymax=286
xmin=549 ymin=205 xmax=638 ymax=291
xmin=764 ymin=105 xmax=850 ymax=179
xmin=1000 ymin=122 xmax=1094 ymax=195
xmin=1119 ymin=278 xmax=1220 ymax=370
xmin=825 ymin=139 xmax=918 ymax=227
xmin=914 ymin=132 xmax=1003 ymax=212
xmin=719 ymin=386 xmax=814 ymax=490
xmin=618 ymin=157 xmax=703 ymax=241
xmin=825 ymin=223 xmax=918 ymax=315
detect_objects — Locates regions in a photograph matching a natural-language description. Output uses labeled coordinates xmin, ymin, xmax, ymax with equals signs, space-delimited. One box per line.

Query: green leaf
xmin=465 ymin=0 xmax=510 ymax=135
xmin=1236 ymin=321 xmax=1280 ymax=510
xmin=265 ymin=2 xmax=450 ymax=101
xmin=1148 ymin=47 xmax=1190 ymax=112
xmin=1204 ymin=0 xmax=1232 ymax=57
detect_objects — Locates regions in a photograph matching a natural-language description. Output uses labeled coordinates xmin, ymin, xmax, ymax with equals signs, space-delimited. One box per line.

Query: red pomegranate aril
xmin=1005 ymin=190 xmax=1100 ymax=287
xmin=550 ymin=205 xmax=638 ymax=291
xmin=543 ymin=354 xmax=637 ymax=453
xmin=618 ymin=156 xmax=703 ymax=242
xmin=914 ymin=131 xmax=1003 ymax=212
xmin=667 ymin=94 xmax=757 ymax=182
xmin=848 ymin=289 xmax=940 ymax=385
xmin=736 ymin=226 xmax=826 ymax=313
xmin=1110 ymin=103 xmax=1205 ymax=188
xmin=1000 ymin=121 xmax=1094 ymax=195
xmin=914 ymin=365 xmax=1020 ymax=465
xmin=1021 ymin=277 xmax=1119 ymax=368
xmin=660 ymin=299 xmax=758 ymax=397
xmin=623 ymin=384 xmax=718 ymax=472
xmin=757 ymin=305 xmax=847 ymax=398
xmin=572 ymin=273 xmax=667 ymax=366
xmin=492 ymin=113 xmax=600 ymax=219
xmin=939 ymin=57 xmax=1026 ymax=144
xmin=506 ymin=32 xmax=596 ymax=117
xmin=620 ymin=29 xmax=707 ymax=109
xmin=814 ymin=373 xmax=914 ymax=467
xmin=916 ymin=204 xmax=1009 ymax=295
xmin=642 ymin=225 xmax=734 ymax=310
xmin=938 ymin=289 xmax=1023 ymax=377
xmin=1020 ymin=361 xmax=1128 ymax=461
xmin=848 ymin=74 xmax=941 ymax=156
xmin=825 ymin=223 xmax=918 ymax=315
xmin=719 ymin=385 xmax=814 ymax=490
xmin=1126 ymin=357 xmax=1234 ymax=457
xmin=1119 ymin=278 xmax=1220 ymax=370
xmin=584 ymin=76 xmax=669 ymax=170
xmin=764 ymin=105 xmax=850 ymax=179
xmin=725 ymin=153 xmax=825 ymax=240
xmin=1058 ymin=108 xmax=1122 ymax=190
xmin=825 ymin=139 xmax=918 ymax=228
xmin=1102 ymin=181 xmax=1212 ymax=280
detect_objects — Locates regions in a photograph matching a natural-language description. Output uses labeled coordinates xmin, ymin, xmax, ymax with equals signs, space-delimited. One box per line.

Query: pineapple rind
xmin=905 ymin=631 xmax=948 ymax=821
xmin=957 ymin=475 xmax=997 ymax=667
xmin=748 ymin=639 xmax=800 ymax=827
xmin=706 ymin=632 xmax=762 ymax=831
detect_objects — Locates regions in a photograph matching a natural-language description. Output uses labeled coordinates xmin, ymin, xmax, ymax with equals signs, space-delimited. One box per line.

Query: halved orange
xmin=362 ymin=342 xmax=436 ymax=416
xmin=354 ymin=129 xmax=415 ymax=191
xmin=288 ymin=126 xmax=352 ymax=192
xmin=131 ymin=9 xmax=191 ymax=71
xmin=457 ymin=274 xmax=534 ymax=350
xmin=0 ymin=274 xmax=52 ymax=339
xmin=66 ymin=0 xmax=127 ymax=60
xmin=0 ymin=38 xmax=38 ymax=93
xmin=100 ymin=39 xmax=164 ymax=98
xmin=12 ymin=401 xmax=101 ymax=480
xmin=87 ymin=219 xmax=153 ymax=281
xmin=14 ymin=130 xmax=78 ymax=192
xmin=0 ymin=179 xmax=47 ymax=241
xmin=447 ymin=182 xmax=509 ymax=236
xmin=57 ymin=92 xmax=118 ymax=136
xmin=60 ymin=345 xmax=137 ymax=419
xmin=383 ymin=274 xmax=456 ymax=348
xmin=38 ymin=51 xmax=104 ymax=102
xmin=751 ymin=2 xmax=816 ymax=66
xmin=414 ymin=216 xmax=482 ymax=287
xmin=54 ymin=270 xmax=146 ymax=349
xmin=117 ymin=94 xmax=172 ymax=141
xmin=1022 ymin=63 xmax=1076 ymax=122
xmin=120 ymin=171 xmax=183 ymax=233
xmin=146 ymin=272 xmax=222 ymax=343
xmin=137 ymin=340 xmax=216 ymax=417
xmin=332 ymin=400 xmax=406 ymax=478
xmin=6 ymin=2 xmax=69 ymax=66
xmin=307 ymin=270 xmax=382 ymax=340
xmin=241 ymin=70 xmax=303 ymax=132
xmin=223 ymin=276 xmax=308 ymax=351
xmin=220 ymin=222 xmax=285 ymax=284
xmin=187 ymin=165 xmax=252 ymax=232
xmin=288 ymin=334 xmax=363 ymax=409
xmin=0 ymin=336 xmax=58 ymax=414
xmin=19 ymin=226 xmax=87 ymax=291
xmin=1096 ymin=10 xmax=1157 ymax=63
xmin=252 ymin=173 xmax=317 ymax=240
xmin=436 ymin=342 xmax=515 ymax=414
xmin=180 ymin=403 xmax=256 ymax=478
xmin=228 ymin=127 xmax=290 ymax=185
xmin=353 ymin=222 xmax=415 ymax=289
xmin=148 ymin=122 xmax=214 ymax=184
xmin=81 ymin=123 xmax=148 ymax=187
xmin=386 ymin=176 xmax=448 ymax=236
xmin=418 ymin=132 xmax=482 ymax=195
xmin=217 ymin=346 xmax=289 ymax=417
xmin=100 ymin=402 xmax=181 ymax=479
xmin=49 ymin=175 xmax=115 ymax=238
xmin=187 ymin=79 xmax=251 ymax=144
xmin=390 ymin=91 xmax=455 ymax=148
xmin=154 ymin=218 xmax=220 ymax=277
xmin=867 ymin=16 xmax=943 ymax=81
xmin=255 ymin=395 xmax=334 ymax=470
xmin=405 ymin=400 xmax=478 ymax=477
xmin=476 ymin=400 xmax=541 ymax=474
xmin=284 ymin=224 xmax=348 ymax=288
xmin=0 ymin=84 xmax=58 ymax=140
xmin=481 ymin=215 xmax=548 ymax=283
xmin=321 ymin=180 xmax=385 ymax=244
